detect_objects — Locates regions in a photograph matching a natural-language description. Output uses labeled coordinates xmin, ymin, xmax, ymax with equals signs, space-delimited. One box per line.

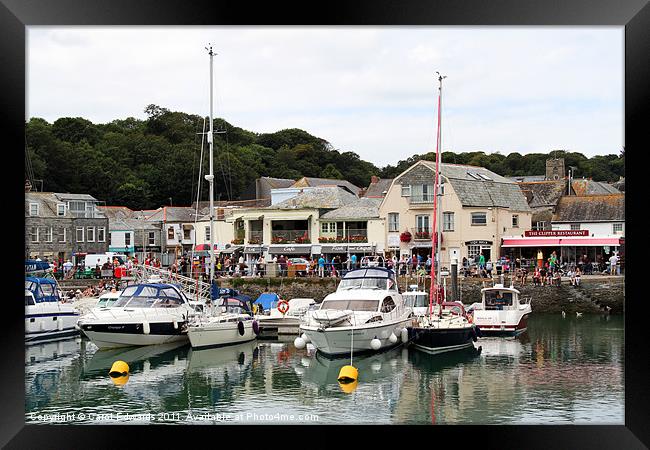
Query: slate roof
xmin=267 ymin=186 xmax=357 ymax=210
xmin=416 ymin=161 xmax=531 ymax=211
xmin=263 ymin=177 xmax=296 ymax=189
xmin=552 ymin=194 xmax=625 ymax=222
xmin=292 ymin=177 xmax=361 ymax=196
xmin=517 ymin=181 xmax=567 ymax=208
xmin=26 ymin=192 xmax=105 ymax=218
xmin=571 ymin=179 xmax=621 ymax=196
xmin=321 ymin=197 xmax=382 ymax=220
xmin=508 ymin=175 xmax=547 ymax=183
xmin=364 ymin=178 xmax=394 ymax=198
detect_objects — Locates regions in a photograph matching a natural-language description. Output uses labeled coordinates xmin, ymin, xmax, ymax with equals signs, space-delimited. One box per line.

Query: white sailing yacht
xmin=406 ymin=73 xmax=478 ymax=355
xmin=186 ymin=45 xmax=257 ymax=350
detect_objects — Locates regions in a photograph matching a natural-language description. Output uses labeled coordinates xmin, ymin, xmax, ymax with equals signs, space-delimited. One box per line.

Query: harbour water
xmin=25 ymin=314 xmax=623 ymax=425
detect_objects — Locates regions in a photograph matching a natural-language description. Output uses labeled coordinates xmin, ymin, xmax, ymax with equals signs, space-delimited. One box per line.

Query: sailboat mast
xmin=429 ymin=72 xmax=445 ymax=314
xmin=207 ymin=45 xmax=216 ymax=284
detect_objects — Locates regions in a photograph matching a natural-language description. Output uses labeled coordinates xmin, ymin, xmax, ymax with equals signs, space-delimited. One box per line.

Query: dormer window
xmin=401 ymin=185 xmax=411 ymax=197
xmin=57 ymin=204 xmax=66 ymax=216
xmin=29 ymin=203 xmax=39 ymax=216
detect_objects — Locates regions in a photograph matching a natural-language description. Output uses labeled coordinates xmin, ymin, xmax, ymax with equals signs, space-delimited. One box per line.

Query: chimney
xmin=371 ymin=175 xmax=379 ymax=184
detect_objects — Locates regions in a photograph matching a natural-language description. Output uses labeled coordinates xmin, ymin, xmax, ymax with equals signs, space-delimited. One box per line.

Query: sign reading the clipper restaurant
xmin=525 ymin=230 xmax=589 ymax=237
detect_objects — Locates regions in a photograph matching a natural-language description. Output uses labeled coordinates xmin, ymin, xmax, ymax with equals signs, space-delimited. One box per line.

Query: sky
xmin=27 ymin=26 xmax=624 ymax=167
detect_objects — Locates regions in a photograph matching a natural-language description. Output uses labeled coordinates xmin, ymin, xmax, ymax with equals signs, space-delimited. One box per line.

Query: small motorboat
xmin=256 ymin=298 xmax=317 ymax=335
xmin=25 ymin=276 xmax=80 ymax=344
xmin=466 ymin=283 xmax=532 ymax=336
xmin=77 ymin=282 xmax=198 ymax=349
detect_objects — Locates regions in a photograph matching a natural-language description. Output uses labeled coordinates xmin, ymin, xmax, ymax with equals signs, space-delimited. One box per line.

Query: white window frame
xmin=97 ymin=227 xmax=106 ymax=242
xmin=534 ymin=221 xmax=547 ymax=230
xmin=148 ymin=232 xmax=155 ymax=245
xmin=471 ymin=212 xmax=487 ymax=226
xmin=388 ymin=213 xmax=399 ymax=232
xmin=58 ymin=228 xmax=67 ymax=243
xmin=57 ymin=203 xmax=66 ymax=216
xmin=76 ymin=227 xmax=84 ymax=243
xmin=467 ymin=245 xmax=481 ymax=260
xmin=205 ymin=226 xmax=211 ymax=242
xmin=125 ymin=232 xmax=131 ymax=246
xmin=30 ymin=227 xmax=39 ymax=243
xmin=512 ymin=214 xmax=519 ymax=228
xmin=416 ymin=215 xmax=431 ymax=233
xmin=86 ymin=227 xmax=95 ymax=242
xmin=401 ymin=184 xmax=411 ymax=197
xmin=612 ymin=223 xmax=623 ymax=233
xmin=570 ymin=224 xmax=581 ymax=231
xmin=29 ymin=203 xmax=39 ymax=216
xmin=168 ymin=227 xmax=175 ymax=240
xmin=45 ymin=227 xmax=53 ymax=243
xmin=443 ymin=212 xmax=455 ymax=232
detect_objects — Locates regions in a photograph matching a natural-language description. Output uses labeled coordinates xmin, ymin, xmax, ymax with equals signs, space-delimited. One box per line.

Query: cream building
xmin=379 ymin=161 xmax=532 ymax=267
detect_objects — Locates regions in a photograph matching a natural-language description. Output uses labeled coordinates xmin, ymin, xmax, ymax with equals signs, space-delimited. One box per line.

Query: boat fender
xmin=252 ymin=320 xmax=260 ymax=335
xmin=370 ymin=337 xmax=381 ymax=351
xmin=40 ymin=321 xmax=45 ymax=332
xmin=301 ymin=333 xmax=311 ymax=343
xmin=143 ymin=321 xmax=150 ymax=335
xmin=389 ymin=333 xmax=398 ymax=344
xmin=173 ymin=320 xmax=178 ymax=330
xmin=58 ymin=318 xmax=64 ymax=331
xmin=401 ymin=328 xmax=409 ymax=343
xmin=294 ymin=336 xmax=306 ymax=349
xmin=237 ymin=320 xmax=245 ymax=336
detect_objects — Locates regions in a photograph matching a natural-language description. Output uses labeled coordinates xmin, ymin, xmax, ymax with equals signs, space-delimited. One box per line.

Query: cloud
xmin=27 ymin=26 xmax=623 ymax=167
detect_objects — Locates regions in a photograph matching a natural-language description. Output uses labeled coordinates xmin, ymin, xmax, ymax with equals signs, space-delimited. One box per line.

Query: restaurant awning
xmin=267 ymin=244 xmax=313 ymax=255
xmin=220 ymin=245 xmax=243 ymax=254
xmin=502 ymin=237 xmax=623 ymax=248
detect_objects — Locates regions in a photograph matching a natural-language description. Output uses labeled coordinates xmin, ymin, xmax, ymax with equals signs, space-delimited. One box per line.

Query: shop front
xmin=501 ymin=230 xmax=623 ymax=273
xmin=465 ymin=240 xmax=493 ymax=266
xmin=267 ymin=244 xmax=313 ymax=258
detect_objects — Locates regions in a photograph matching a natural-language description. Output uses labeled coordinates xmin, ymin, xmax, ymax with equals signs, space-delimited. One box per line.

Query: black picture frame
xmin=2 ymin=0 xmax=647 ymax=447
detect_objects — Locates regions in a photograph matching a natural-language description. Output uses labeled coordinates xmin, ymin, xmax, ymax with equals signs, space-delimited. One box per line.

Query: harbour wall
xmin=220 ymin=276 xmax=625 ymax=315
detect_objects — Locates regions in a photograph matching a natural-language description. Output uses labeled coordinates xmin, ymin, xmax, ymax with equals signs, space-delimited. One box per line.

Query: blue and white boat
xmin=25 ymin=260 xmax=80 ymax=343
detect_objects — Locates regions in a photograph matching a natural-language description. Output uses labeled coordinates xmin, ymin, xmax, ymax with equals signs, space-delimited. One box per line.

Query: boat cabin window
xmin=443 ymin=304 xmax=463 ymax=316
xmin=113 ymin=285 xmax=184 ymax=308
xmin=320 ymin=299 xmax=380 ymax=312
xmin=404 ymin=293 xmax=429 ymax=308
xmin=484 ymin=291 xmax=513 ymax=309
xmin=25 ymin=294 xmax=35 ymax=306
xmin=380 ymin=297 xmax=396 ymax=313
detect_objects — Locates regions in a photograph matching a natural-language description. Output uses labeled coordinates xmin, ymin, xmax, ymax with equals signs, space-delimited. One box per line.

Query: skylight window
xmin=466 ymin=172 xmax=481 ymax=180
xmin=477 ymin=173 xmax=492 ymax=181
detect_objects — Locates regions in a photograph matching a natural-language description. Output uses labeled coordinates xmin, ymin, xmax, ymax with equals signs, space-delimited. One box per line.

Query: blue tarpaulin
xmin=25 ymin=260 xmax=51 ymax=273
xmin=254 ymin=293 xmax=279 ymax=310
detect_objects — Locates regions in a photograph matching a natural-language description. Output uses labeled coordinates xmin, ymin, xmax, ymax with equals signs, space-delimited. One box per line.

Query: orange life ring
xmin=277 ymin=300 xmax=289 ymax=315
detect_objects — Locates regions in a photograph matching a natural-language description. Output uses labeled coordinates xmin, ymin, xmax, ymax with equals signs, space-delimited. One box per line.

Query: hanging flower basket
xmin=400 ymin=231 xmax=412 ymax=243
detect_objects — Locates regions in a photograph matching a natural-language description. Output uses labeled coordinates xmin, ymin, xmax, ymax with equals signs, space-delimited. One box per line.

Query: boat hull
xmin=25 ymin=306 xmax=80 ymax=344
xmin=301 ymin=318 xmax=410 ymax=358
xmin=80 ymin=321 xmax=189 ymax=349
xmin=473 ymin=312 xmax=530 ymax=336
xmin=187 ymin=321 xmax=256 ymax=350
xmin=408 ymin=326 xmax=476 ymax=355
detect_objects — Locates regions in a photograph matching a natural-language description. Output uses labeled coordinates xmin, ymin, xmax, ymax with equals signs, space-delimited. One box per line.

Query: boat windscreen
xmin=321 ymin=299 xmax=379 ymax=311
xmin=404 ymin=293 xmax=429 ymax=308
xmin=484 ymin=291 xmax=513 ymax=307
xmin=339 ymin=278 xmax=393 ymax=291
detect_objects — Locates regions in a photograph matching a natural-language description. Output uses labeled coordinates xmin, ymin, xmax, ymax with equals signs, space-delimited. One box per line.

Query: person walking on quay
xmin=318 ymin=255 xmax=325 ymax=277
xmin=478 ymin=252 xmax=486 ymax=272
xmin=486 ymin=260 xmax=493 ymax=278
xmin=609 ymin=253 xmax=618 ymax=275
xmin=350 ymin=253 xmax=357 ymax=270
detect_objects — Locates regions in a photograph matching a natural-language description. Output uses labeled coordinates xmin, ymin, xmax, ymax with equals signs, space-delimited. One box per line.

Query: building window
xmin=68 ymin=201 xmax=86 ymax=217
xmin=411 ymin=184 xmax=434 ymax=203
xmin=29 ymin=203 xmax=39 ymax=216
xmin=512 ymin=215 xmax=519 ymax=228
xmin=388 ymin=213 xmax=399 ymax=232
xmin=533 ymin=221 xmax=547 ymax=231
xmin=59 ymin=228 xmax=67 ymax=243
xmin=183 ymin=228 xmax=191 ymax=240
xmin=125 ymin=233 xmax=131 ymax=246
xmin=613 ymin=223 xmax=623 ymax=233
xmin=30 ymin=227 xmax=39 ymax=243
xmin=570 ymin=224 xmax=581 ymax=231
xmin=416 ymin=215 xmax=430 ymax=232
xmin=443 ymin=212 xmax=454 ymax=232
xmin=76 ymin=227 xmax=84 ymax=242
xmin=57 ymin=204 xmax=66 ymax=216
xmin=401 ymin=185 xmax=411 ymax=197
xmin=205 ymin=226 xmax=211 ymax=242
xmin=321 ymin=222 xmax=335 ymax=233
xmin=168 ymin=227 xmax=175 ymax=240
xmin=148 ymin=232 xmax=155 ymax=245
xmin=86 ymin=227 xmax=95 ymax=242
xmin=471 ymin=212 xmax=487 ymax=226
xmin=467 ymin=245 xmax=481 ymax=261
xmin=45 ymin=227 xmax=53 ymax=243
xmin=98 ymin=227 xmax=105 ymax=242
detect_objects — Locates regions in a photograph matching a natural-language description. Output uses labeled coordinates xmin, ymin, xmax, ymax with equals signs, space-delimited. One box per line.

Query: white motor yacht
xmin=77 ymin=283 xmax=197 ymax=349
xmin=186 ymin=296 xmax=258 ymax=350
xmin=467 ymin=283 xmax=532 ymax=335
xmin=299 ymin=268 xmax=412 ymax=358
xmin=25 ymin=276 xmax=80 ymax=343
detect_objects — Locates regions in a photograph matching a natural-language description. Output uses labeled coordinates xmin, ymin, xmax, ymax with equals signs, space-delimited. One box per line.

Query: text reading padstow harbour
xmin=27 ymin=411 xmax=320 ymax=424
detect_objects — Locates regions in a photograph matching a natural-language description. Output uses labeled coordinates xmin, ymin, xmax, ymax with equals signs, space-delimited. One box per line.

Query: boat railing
xmin=131 ymin=265 xmax=212 ymax=304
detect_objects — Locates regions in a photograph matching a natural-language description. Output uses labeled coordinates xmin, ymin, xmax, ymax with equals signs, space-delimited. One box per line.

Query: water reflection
xmin=25 ymin=314 xmax=624 ymax=424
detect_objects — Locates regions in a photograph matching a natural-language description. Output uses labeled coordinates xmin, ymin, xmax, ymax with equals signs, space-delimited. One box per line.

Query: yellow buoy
xmin=109 ymin=360 xmax=129 ymax=377
xmin=338 ymin=379 xmax=358 ymax=394
xmin=111 ymin=374 xmax=129 ymax=386
xmin=337 ymin=365 xmax=358 ymax=383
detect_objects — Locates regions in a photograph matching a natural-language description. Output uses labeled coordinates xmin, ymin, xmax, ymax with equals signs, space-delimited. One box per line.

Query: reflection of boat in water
xmin=477 ymin=335 xmax=527 ymax=359
xmin=187 ymin=340 xmax=259 ymax=373
xmin=408 ymin=344 xmax=481 ymax=371
xmin=25 ymin=337 xmax=82 ymax=372
xmin=83 ymin=341 xmax=189 ymax=376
